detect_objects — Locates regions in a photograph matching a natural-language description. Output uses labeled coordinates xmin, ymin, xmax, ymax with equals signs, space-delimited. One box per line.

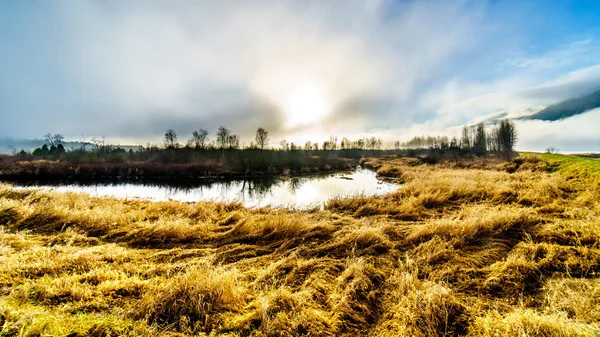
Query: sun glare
xmin=282 ymin=81 xmax=330 ymax=128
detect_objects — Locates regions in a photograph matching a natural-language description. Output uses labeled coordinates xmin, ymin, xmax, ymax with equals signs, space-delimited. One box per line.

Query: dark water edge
xmin=0 ymin=169 xmax=357 ymax=189
xmin=0 ymin=153 xmax=357 ymax=183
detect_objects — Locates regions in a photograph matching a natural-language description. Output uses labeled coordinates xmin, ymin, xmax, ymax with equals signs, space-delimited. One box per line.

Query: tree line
xmin=161 ymin=127 xmax=385 ymax=151
xmin=397 ymin=119 xmax=518 ymax=157
xmin=30 ymin=133 xmax=66 ymax=157
xmin=24 ymin=119 xmax=516 ymax=162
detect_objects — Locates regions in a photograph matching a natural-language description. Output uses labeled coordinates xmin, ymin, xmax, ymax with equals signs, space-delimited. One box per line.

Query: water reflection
xmin=13 ymin=168 xmax=398 ymax=209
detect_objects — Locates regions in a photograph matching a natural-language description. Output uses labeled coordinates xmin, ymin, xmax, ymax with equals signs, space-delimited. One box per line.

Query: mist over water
xmin=14 ymin=168 xmax=398 ymax=209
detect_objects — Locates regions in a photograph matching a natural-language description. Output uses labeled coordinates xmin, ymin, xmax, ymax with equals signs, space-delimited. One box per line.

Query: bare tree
xmin=164 ymin=129 xmax=178 ymax=148
xmin=227 ymin=134 xmax=240 ymax=149
xmin=191 ymin=129 xmax=209 ymax=149
xmin=216 ymin=126 xmax=230 ymax=149
xmin=79 ymin=134 xmax=89 ymax=152
xmin=366 ymin=137 xmax=379 ymax=150
xmin=356 ymin=138 xmax=365 ymax=150
xmin=340 ymin=138 xmax=350 ymax=150
xmin=90 ymin=137 xmax=105 ymax=151
xmin=89 ymin=136 xmax=106 ymax=160
xmin=460 ymin=126 xmax=472 ymax=149
xmin=329 ymin=136 xmax=338 ymax=150
xmin=279 ymin=140 xmax=289 ymax=151
xmin=53 ymin=134 xmax=64 ymax=146
xmin=450 ymin=137 xmax=459 ymax=150
xmin=44 ymin=133 xmax=64 ymax=147
xmin=488 ymin=126 xmax=499 ymax=152
xmin=255 ymin=127 xmax=269 ymax=149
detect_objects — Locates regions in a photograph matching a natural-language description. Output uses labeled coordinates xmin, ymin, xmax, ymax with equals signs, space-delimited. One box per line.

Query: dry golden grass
xmin=0 ymin=154 xmax=599 ymax=336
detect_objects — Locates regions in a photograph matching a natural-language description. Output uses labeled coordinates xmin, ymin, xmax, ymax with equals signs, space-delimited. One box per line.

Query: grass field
xmin=536 ymin=153 xmax=600 ymax=185
xmin=0 ymin=153 xmax=599 ymax=336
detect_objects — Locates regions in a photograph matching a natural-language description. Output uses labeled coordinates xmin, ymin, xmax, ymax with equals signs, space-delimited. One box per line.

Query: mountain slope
xmin=523 ymin=89 xmax=600 ymax=121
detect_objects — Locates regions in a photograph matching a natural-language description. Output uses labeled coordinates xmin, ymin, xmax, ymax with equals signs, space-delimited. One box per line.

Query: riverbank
xmin=0 ymin=152 xmax=356 ymax=182
xmin=1 ymin=154 xmax=599 ymax=336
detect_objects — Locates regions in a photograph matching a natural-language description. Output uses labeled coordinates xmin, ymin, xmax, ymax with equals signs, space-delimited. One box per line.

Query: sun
xmin=281 ymin=81 xmax=330 ymax=128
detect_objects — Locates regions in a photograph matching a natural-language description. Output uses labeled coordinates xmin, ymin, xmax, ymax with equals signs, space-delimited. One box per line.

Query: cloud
xmin=0 ymin=0 xmax=599 ymax=152
xmin=0 ymin=0 xmax=491 ymax=142
xmin=516 ymin=108 xmax=600 ymax=152
xmin=421 ymin=64 xmax=600 ymax=127
xmin=505 ymin=38 xmax=597 ymax=70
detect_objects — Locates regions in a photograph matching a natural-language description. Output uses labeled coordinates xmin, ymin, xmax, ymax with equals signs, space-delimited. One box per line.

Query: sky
xmin=1 ymin=0 xmax=600 ymax=152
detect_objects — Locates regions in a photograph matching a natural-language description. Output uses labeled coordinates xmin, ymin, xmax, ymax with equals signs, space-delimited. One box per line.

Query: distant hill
xmin=0 ymin=138 xmax=89 ymax=154
xmin=0 ymin=138 xmax=45 ymax=154
xmin=0 ymin=138 xmax=140 ymax=154
xmin=522 ymin=89 xmax=600 ymax=121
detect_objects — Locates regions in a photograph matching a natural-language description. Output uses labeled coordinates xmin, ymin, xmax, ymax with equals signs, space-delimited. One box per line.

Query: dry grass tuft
xmin=139 ymin=264 xmax=246 ymax=332
xmin=250 ymin=287 xmax=333 ymax=336
xmin=376 ymin=164 xmax=405 ymax=181
xmin=330 ymin=258 xmax=386 ymax=332
xmin=541 ymin=278 xmax=600 ymax=324
xmin=375 ymin=257 xmax=469 ymax=336
xmin=469 ymin=309 xmax=595 ymax=337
